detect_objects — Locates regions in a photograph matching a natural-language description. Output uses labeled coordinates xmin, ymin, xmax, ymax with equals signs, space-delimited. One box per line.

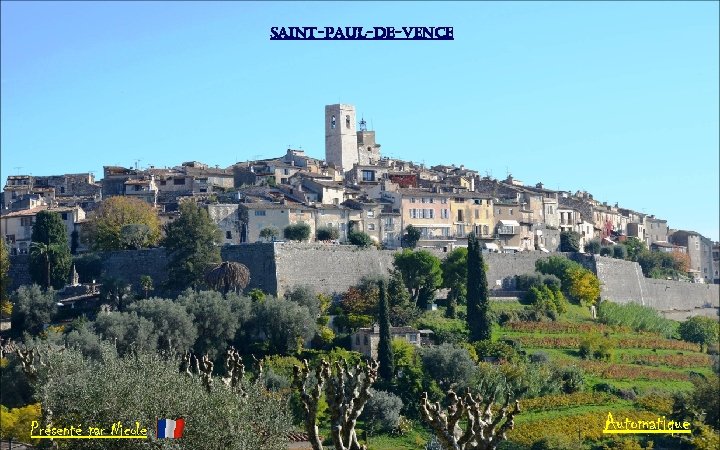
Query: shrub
xmin=584 ymin=239 xmax=601 ymax=255
xmin=524 ymin=284 xmax=568 ymax=317
xmin=598 ymin=301 xmax=678 ymax=338
xmin=348 ymin=230 xmax=374 ymax=248
xmin=553 ymin=365 xmax=586 ymax=394
xmin=579 ymin=333 xmax=614 ymax=361
xmin=474 ymin=340 xmax=522 ymax=363
xmin=36 ymin=347 xmax=292 ymax=449
xmin=678 ymin=316 xmax=719 ymax=352
xmin=315 ymin=226 xmax=339 ymax=241
xmin=361 ymin=389 xmax=403 ymax=434
xmin=612 ymin=245 xmax=628 ymax=260
xmin=560 ymin=231 xmax=581 ymax=252
xmin=530 ymin=352 xmax=550 ymax=364
xmin=600 ymin=247 xmax=612 ymax=257
xmin=283 ymin=223 xmax=311 ymax=241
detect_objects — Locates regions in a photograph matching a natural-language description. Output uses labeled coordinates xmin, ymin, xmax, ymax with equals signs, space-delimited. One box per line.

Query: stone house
xmin=239 ymin=201 xmax=316 ymax=243
xmin=669 ymin=230 xmax=714 ymax=283
xmin=1 ymin=206 xmax=85 ymax=255
xmin=206 ymin=203 xmax=242 ymax=245
xmin=351 ymin=324 xmax=422 ymax=359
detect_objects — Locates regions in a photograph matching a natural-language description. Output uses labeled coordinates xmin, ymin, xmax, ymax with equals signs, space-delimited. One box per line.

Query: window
xmin=368 ymin=223 xmax=376 ymax=231
xmin=173 ymin=178 xmax=186 ymax=185
xmin=346 ymin=115 xmax=350 ymax=128
xmin=20 ymin=217 xmax=33 ymax=227
xmin=421 ymin=197 xmax=427 ymax=203
xmin=331 ymin=115 xmax=336 ymax=129
xmin=457 ymin=210 xmax=464 ymax=222
xmin=509 ymin=208 xmax=513 ymax=215
xmin=160 ymin=179 xmax=166 ymax=186
xmin=385 ymin=217 xmax=393 ymax=226
xmin=474 ymin=210 xmax=479 ymax=219
xmin=355 ymin=336 xmax=360 ymax=345
xmin=226 ymin=231 xmax=232 ymax=239
xmin=410 ymin=197 xmax=416 ymax=203
xmin=362 ymin=170 xmax=375 ymax=182
xmin=284 ymin=169 xmax=289 ymax=175
xmin=428 ymin=209 xmax=434 ymax=219
xmin=441 ymin=209 xmax=449 ymax=219
xmin=254 ymin=210 xmax=266 ymax=216
xmin=367 ymin=210 xmax=375 ymax=218
xmin=483 ymin=225 xmax=489 ymax=235
xmin=61 ymin=213 xmax=68 ymax=220
xmin=410 ymin=209 xmax=417 ymax=219
xmin=485 ymin=210 xmax=489 ymax=219
xmin=441 ymin=198 xmax=447 ymax=204
xmin=363 ymin=336 xmax=368 ymax=345
xmin=474 ymin=199 xmax=480 ymax=205
xmin=429 ymin=197 xmax=434 ymax=204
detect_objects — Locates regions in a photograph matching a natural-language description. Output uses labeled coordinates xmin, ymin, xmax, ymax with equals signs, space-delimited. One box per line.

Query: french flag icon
xmin=157 ymin=418 xmax=185 ymax=439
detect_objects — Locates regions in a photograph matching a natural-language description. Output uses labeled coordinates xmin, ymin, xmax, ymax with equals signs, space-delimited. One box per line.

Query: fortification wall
xmin=99 ymin=248 xmax=169 ymax=290
xmin=273 ymin=243 xmax=396 ymax=296
xmin=220 ymin=244 xmax=277 ymax=294
xmin=7 ymin=254 xmax=31 ymax=290
xmin=7 ymin=247 xmax=719 ymax=318
xmin=593 ymin=256 xmax=647 ymax=304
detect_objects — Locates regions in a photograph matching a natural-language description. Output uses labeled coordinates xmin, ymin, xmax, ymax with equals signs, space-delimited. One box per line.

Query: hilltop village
xmin=3 ymin=104 xmax=717 ymax=285
xmin=2 ymin=104 xmax=719 ymax=450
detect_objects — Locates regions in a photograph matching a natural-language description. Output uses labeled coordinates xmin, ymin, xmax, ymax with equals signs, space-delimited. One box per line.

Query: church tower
xmin=325 ymin=104 xmax=357 ymax=172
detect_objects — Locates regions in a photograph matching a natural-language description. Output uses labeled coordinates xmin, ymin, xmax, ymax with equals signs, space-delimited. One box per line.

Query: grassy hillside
xmin=364 ymin=301 xmax=716 ymax=450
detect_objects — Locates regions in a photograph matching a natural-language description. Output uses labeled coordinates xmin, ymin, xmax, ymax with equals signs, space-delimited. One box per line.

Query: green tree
xmin=441 ymin=247 xmax=467 ymax=319
xmin=560 ymin=230 xmax=581 ymax=252
xmin=139 ymin=275 xmax=153 ymax=298
xmin=612 ymin=244 xmax=628 ymax=260
xmin=254 ymin=296 xmax=316 ymax=354
xmin=259 ymin=226 xmax=279 ymax=242
xmin=84 ymin=196 xmax=161 ymax=251
xmin=1 ymin=239 xmax=12 ymax=316
xmin=393 ymin=249 xmax=442 ymax=308
xmin=421 ymin=343 xmax=477 ymax=391
xmin=679 ymin=316 xmax=719 ymax=352
xmin=316 ymin=226 xmax=339 ymax=241
xmin=623 ymin=237 xmax=647 ymax=261
xmin=99 ymin=276 xmax=133 ymax=311
xmin=466 ymin=234 xmax=491 ymax=342
xmin=93 ymin=311 xmax=158 ymax=355
xmin=178 ymin=290 xmax=250 ymax=359
xmin=10 ymin=285 xmax=57 ymax=336
xmin=283 ymin=223 xmax=311 ymax=241
xmin=36 ymin=347 xmax=292 ymax=450
xmin=348 ymin=230 xmax=374 ymax=248
xmin=584 ymin=239 xmax=601 ymax=254
xmin=377 ymin=281 xmax=394 ymax=382
xmin=128 ymin=298 xmax=198 ymax=352
xmin=164 ymin=202 xmax=222 ymax=290
xmin=401 ymin=224 xmax=421 ymax=248
xmin=29 ymin=210 xmax=72 ymax=289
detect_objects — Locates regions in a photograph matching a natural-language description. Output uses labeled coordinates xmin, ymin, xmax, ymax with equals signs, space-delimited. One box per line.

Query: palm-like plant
xmin=204 ymin=261 xmax=251 ymax=294
xmin=30 ymin=242 xmax=60 ymax=288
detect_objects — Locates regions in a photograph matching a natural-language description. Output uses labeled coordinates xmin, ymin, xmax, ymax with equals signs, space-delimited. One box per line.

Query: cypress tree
xmin=466 ymin=234 xmax=491 ymax=341
xmin=29 ymin=210 xmax=72 ymax=289
xmin=377 ymin=280 xmax=394 ymax=382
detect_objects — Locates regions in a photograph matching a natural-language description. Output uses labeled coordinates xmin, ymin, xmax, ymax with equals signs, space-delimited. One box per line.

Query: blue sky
xmin=2 ymin=1 xmax=718 ymax=240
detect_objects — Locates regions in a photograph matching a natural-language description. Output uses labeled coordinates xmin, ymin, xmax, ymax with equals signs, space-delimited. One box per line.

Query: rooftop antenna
xmin=370 ymin=119 xmax=374 ymax=131
xmin=13 ymin=166 xmax=22 ymax=174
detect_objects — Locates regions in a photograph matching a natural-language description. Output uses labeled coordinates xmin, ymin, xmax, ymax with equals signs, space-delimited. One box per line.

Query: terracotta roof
xmin=1 ymin=206 xmax=76 ymax=218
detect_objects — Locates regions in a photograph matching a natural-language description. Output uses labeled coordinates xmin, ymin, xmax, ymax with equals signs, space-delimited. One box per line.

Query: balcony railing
xmin=497 ymin=226 xmax=518 ymax=235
